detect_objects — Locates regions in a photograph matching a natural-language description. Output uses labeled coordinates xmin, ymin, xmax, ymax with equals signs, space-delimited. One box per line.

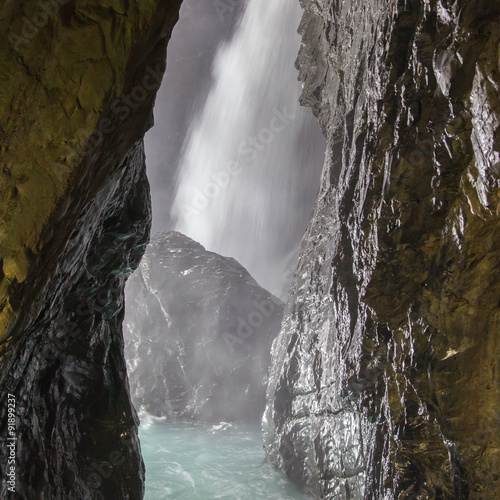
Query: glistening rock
xmin=0 ymin=1 xmax=182 ymax=498
xmin=264 ymin=0 xmax=500 ymax=498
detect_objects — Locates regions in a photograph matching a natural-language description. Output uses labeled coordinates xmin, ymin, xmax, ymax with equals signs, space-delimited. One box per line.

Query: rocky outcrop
xmin=265 ymin=0 xmax=500 ymax=498
xmin=0 ymin=1 xmax=182 ymax=498
xmin=124 ymin=231 xmax=283 ymax=422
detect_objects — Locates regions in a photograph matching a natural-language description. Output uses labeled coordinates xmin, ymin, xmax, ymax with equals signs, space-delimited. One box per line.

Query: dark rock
xmin=1 ymin=144 xmax=151 ymax=500
xmin=0 ymin=1 xmax=183 ymax=498
xmin=265 ymin=0 xmax=500 ymax=498
xmin=124 ymin=231 xmax=284 ymax=422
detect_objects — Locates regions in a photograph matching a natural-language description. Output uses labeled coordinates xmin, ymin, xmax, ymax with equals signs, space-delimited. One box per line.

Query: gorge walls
xmin=264 ymin=0 xmax=500 ymax=498
xmin=0 ymin=1 xmax=182 ymax=498
xmin=1 ymin=0 xmax=499 ymax=498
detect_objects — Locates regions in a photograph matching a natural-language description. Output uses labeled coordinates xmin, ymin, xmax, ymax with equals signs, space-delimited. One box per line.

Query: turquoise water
xmin=139 ymin=413 xmax=310 ymax=500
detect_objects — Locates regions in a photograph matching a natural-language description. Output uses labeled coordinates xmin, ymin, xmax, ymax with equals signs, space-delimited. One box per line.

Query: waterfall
xmin=171 ymin=0 xmax=325 ymax=296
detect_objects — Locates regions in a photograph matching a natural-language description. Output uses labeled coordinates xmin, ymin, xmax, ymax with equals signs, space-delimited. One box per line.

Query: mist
xmin=126 ymin=0 xmax=325 ymax=497
xmin=144 ymin=0 xmax=244 ymax=233
xmin=145 ymin=0 xmax=325 ymax=296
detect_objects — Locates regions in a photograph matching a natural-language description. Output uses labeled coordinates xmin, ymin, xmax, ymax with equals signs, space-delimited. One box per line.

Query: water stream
xmin=139 ymin=413 xmax=310 ymax=500
xmin=171 ymin=0 xmax=325 ymax=296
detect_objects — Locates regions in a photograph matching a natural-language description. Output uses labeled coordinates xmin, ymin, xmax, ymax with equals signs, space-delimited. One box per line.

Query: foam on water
xmin=139 ymin=415 xmax=310 ymax=499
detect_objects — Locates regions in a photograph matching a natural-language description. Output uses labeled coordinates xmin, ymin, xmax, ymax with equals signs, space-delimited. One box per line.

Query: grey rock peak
xmin=125 ymin=231 xmax=284 ymax=422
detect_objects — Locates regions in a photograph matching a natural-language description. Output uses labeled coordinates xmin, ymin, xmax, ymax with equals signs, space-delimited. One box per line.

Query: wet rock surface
xmin=1 ymin=144 xmax=151 ymax=500
xmin=265 ymin=0 xmax=500 ymax=498
xmin=0 ymin=1 xmax=182 ymax=498
xmin=124 ymin=231 xmax=284 ymax=423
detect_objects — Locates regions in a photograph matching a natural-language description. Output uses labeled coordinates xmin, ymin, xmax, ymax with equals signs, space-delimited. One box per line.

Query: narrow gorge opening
xmin=1 ymin=0 xmax=498 ymax=498
xmin=123 ymin=0 xmax=325 ymax=498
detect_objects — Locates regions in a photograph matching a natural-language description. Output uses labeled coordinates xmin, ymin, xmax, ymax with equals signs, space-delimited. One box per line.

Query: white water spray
xmin=171 ymin=0 xmax=324 ymax=295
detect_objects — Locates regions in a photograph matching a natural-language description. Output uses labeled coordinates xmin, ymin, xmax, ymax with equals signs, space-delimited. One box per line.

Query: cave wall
xmin=264 ymin=0 xmax=500 ymax=498
xmin=0 ymin=1 xmax=182 ymax=498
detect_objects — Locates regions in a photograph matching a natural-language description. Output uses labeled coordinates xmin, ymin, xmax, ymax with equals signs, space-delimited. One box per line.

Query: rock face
xmin=264 ymin=1 xmax=500 ymax=498
xmin=124 ymin=231 xmax=284 ymax=422
xmin=0 ymin=1 xmax=182 ymax=498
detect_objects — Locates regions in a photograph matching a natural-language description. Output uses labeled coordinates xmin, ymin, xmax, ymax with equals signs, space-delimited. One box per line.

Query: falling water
xmin=171 ymin=0 xmax=325 ymax=296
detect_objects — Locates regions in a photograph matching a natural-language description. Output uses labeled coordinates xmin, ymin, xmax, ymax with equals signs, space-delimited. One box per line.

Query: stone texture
xmin=264 ymin=0 xmax=500 ymax=498
xmin=0 ymin=0 xmax=179 ymax=342
xmin=0 ymin=1 xmax=182 ymax=498
xmin=124 ymin=231 xmax=284 ymax=423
